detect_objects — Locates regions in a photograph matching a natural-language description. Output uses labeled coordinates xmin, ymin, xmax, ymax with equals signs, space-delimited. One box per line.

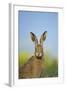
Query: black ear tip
xmin=44 ymin=31 xmax=47 ymax=33
xmin=30 ymin=32 xmax=32 ymax=34
xmin=43 ymin=31 xmax=47 ymax=35
xmin=30 ymin=32 xmax=33 ymax=35
xmin=30 ymin=32 xmax=34 ymax=34
xmin=30 ymin=32 xmax=35 ymax=36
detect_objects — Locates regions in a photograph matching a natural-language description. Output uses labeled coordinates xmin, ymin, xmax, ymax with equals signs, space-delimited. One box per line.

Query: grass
xmin=19 ymin=52 xmax=30 ymax=67
xmin=19 ymin=51 xmax=58 ymax=77
xmin=41 ymin=52 xmax=58 ymax=77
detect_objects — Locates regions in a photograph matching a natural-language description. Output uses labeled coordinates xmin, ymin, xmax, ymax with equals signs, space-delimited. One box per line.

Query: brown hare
xmin=19 ymin=31 xmax=47 ymax=79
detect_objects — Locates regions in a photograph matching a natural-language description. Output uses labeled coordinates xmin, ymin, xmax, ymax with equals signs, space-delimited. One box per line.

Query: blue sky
xmin=18 ymin=11 xmax=58 ymax=57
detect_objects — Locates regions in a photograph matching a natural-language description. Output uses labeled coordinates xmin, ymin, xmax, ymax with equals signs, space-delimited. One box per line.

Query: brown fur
xmin=19 ymin=56 xmax=44 ymax=78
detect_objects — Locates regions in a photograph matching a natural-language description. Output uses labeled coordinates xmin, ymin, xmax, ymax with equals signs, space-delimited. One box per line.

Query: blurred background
xmin=18 ymin=11 xmax=58 ymax=77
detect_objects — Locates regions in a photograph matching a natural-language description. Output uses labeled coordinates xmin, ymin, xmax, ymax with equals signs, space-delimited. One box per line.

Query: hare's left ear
xmin=30 ymin=32 xmax=38 ymax=45
xmin=40 ymin=31 xmax=47 ymax=45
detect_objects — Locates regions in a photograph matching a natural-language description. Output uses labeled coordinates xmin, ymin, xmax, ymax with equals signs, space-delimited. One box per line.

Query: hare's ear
xmin=40 ymin=31 xmax=47 ymax=45
xmin=30 ymin=32 xmax=38 ymax=45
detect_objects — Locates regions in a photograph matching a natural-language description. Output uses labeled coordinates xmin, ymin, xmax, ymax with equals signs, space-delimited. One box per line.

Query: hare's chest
xmin=32 ymin=59 xmax=43 ymax=77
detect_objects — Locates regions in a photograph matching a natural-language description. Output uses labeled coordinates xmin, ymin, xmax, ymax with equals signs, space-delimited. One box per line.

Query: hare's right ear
xmin=30 ymin=32 xmax=38 ymax=45
xmin=40 ymin=31 xmax=47 ymax=45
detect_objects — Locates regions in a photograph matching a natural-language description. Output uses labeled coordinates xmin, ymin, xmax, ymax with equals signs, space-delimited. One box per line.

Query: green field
xmin=19 ymin=51 xmax=58 ymax=78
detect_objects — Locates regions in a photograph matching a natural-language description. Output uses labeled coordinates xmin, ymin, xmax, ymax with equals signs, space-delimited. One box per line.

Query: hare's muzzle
xmin=35 ymin=52 xmax=43 ymax=59
xmin=35 ymin=44 xmax=43 ymax=59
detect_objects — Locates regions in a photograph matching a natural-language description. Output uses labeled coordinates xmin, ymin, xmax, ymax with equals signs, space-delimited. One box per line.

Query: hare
xmin=19 ymin=31 xmax=47 ymax=79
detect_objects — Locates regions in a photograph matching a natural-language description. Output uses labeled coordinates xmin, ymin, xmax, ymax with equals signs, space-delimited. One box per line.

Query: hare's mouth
xmin=36 ymin=56 xmax=42 ymax=59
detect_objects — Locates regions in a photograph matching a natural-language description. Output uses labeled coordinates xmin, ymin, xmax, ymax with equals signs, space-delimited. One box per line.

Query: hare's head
xmin=30 ymin=31 xmax=47 ymax=59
